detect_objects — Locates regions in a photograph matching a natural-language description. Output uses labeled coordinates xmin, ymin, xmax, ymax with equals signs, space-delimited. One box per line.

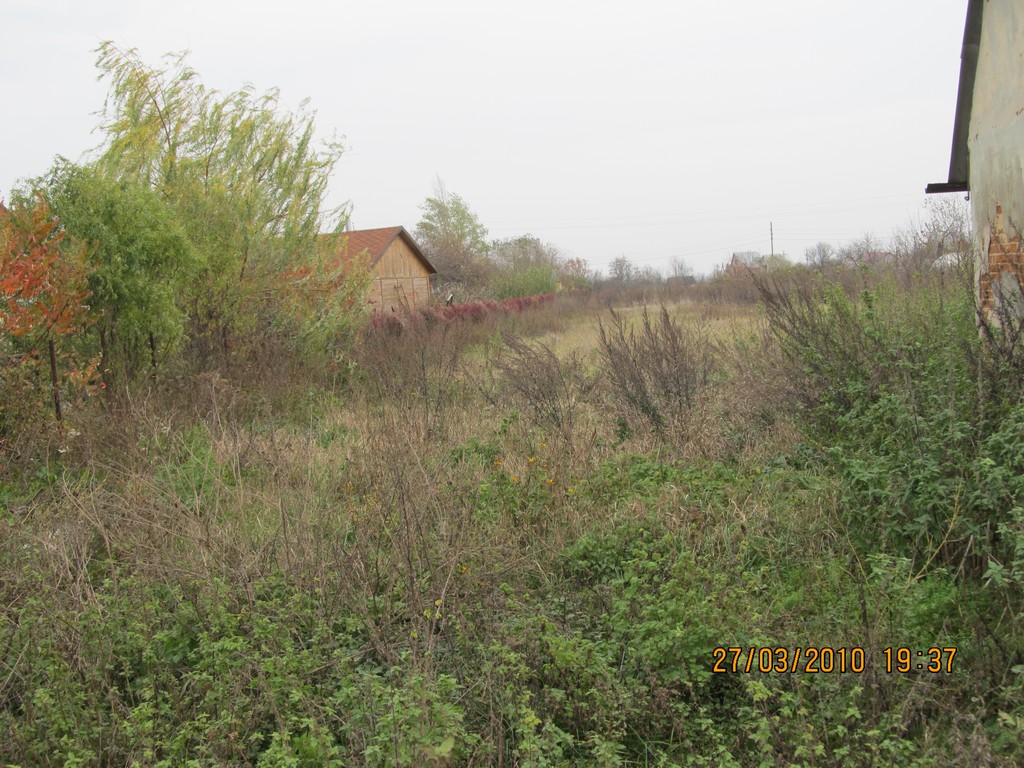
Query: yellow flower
xmin=546 ymin=478 xmax=554 ymax=485
xmin=528 ymin=457 xmax=536 ymax=464
xmin=567 ymin=487 xmax=575 ymax=494
xmin=511 ymin=476 xmax=519 ymax=482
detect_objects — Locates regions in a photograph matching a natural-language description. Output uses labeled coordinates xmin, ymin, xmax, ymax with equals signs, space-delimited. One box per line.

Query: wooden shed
xmin=341 ymin=227 xmax=437 ymax=312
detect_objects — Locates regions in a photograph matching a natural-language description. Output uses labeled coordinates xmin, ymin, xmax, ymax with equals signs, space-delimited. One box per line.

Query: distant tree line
xmin=413 ymin=180 xmax=702 ymax=301
xmin=803 ymin=198 xmax=972 ymax=277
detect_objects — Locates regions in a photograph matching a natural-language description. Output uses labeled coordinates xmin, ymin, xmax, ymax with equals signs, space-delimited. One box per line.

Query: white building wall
xmin=969 ymin=0 xmax=1024 ymax=277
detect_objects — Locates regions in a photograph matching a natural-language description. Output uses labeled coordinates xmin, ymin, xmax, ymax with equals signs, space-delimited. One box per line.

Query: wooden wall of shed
xmin=367 ymin=238 xmax=432 ymax=311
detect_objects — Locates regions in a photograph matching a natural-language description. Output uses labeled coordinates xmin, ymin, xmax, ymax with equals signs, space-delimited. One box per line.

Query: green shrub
xmin=491 ymin=267 xmax=558 ymax=300
xmin=0 ymin=573 xmax=475 ymax=767
xmin=758 ymin=274 xmax=1023 ymax=575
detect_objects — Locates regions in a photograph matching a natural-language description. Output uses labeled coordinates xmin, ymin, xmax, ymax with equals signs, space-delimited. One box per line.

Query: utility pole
xmin=770 ymin=222 xmax=774 ymax=256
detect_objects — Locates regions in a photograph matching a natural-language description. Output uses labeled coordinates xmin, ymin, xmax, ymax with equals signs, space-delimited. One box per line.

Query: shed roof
xmin=926 ymin=0 xmax=985 ymax=194
xmin=340 ymin=226 xmax=437 ymax=274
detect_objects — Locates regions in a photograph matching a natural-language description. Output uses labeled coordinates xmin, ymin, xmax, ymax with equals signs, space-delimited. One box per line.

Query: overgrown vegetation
xmin=3 ymin=44 xmax=1024 ymax=768
xmin=4 ymin=261 xmax=1023 ymax=765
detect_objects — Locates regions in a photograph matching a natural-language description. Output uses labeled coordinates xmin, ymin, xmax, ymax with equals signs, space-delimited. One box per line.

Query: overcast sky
xmin=2 ymin=0 xmax=969 ymax=276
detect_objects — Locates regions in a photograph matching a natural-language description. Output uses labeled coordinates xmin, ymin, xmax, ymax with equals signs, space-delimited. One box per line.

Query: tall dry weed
xmin=598 ymin=304 xmax=718 ymax=440
xmin=491 ymin=333 xmax=599 ymax=448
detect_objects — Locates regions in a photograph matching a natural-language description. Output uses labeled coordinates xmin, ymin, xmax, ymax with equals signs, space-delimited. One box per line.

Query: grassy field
xmin=2 ymin=275 xmax=1024 ymax=766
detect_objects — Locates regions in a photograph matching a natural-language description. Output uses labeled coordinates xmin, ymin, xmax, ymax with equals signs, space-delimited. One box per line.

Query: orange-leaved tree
xmin=0 ymin=196 xmax=94 ymax=451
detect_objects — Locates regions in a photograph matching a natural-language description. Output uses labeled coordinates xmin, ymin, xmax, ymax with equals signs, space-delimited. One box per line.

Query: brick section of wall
xmin=979 ymin=205 xmax=1024 ymax=317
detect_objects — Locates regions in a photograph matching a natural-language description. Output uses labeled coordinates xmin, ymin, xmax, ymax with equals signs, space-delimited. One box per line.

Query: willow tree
xmin=92 ymin=42 xmax=364 ymax=367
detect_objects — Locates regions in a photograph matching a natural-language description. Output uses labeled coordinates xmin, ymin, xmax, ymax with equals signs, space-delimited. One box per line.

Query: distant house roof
xmin=340 ymin=226 xmax=437 ymax=274
xmin=926 ymin=0 xmax=985 ymax=194
xmin=728 ymin=251 xmax=766 ymax=272
xmin=731 ymin=251 xmax=763 ymax=266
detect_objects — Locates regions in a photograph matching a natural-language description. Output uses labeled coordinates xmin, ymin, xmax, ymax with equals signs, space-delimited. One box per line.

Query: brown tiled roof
xmin=337 ymin=226 xmax=437 ymax=274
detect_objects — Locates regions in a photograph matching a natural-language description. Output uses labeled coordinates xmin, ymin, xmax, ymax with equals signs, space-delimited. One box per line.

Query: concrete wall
xmin=970 ymin=0 xmax=1024 ymax=317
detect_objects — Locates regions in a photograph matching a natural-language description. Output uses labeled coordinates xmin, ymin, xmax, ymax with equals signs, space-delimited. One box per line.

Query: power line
xmin=485 ymin=193 xmax=926 ymax=230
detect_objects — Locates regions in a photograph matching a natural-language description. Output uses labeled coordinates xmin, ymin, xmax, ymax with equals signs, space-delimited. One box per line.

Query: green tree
xmin=490 ymin=234 xmax=561 ymax=272
xmin=91 ymin=42 xmax=358 ymax=367
xmin=414 ymin=180 xmax=490 ymax=293
xmin=489 ymin=235 xmax=561 ymax=298
xmin=43 ymin=161 xmax=197 ymax=386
